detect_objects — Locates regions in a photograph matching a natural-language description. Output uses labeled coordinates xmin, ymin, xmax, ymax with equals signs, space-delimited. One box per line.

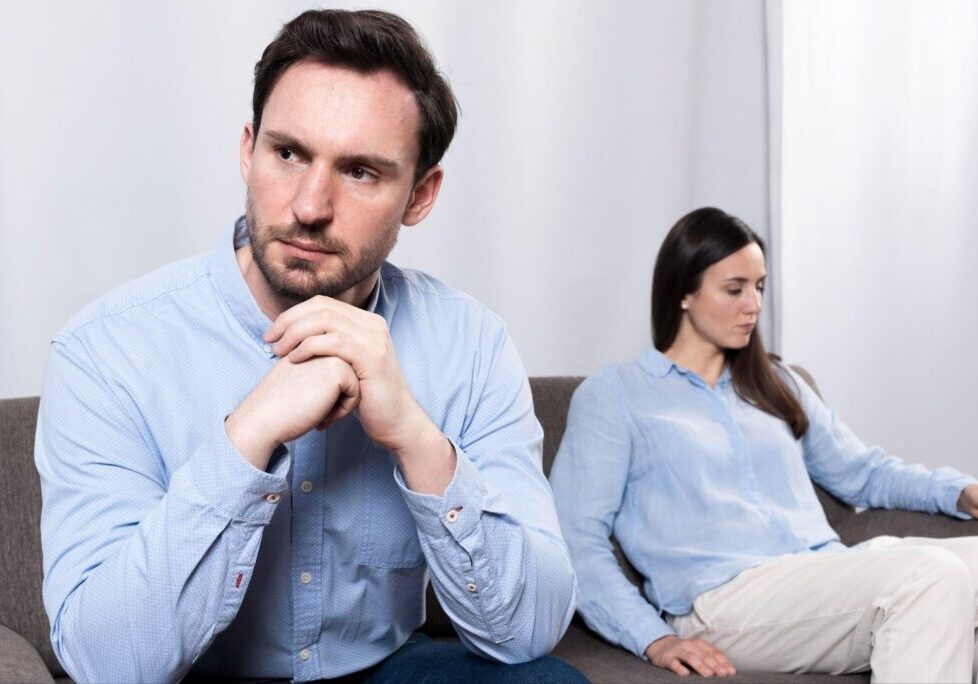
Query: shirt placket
xmin=291 ymin=431 xmax=327 ymax=676
xmin=719 ymin=384 xmax=805 ymax=549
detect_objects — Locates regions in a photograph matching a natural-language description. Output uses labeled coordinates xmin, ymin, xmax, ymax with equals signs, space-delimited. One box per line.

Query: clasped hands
xmin=225 ymin=295 xmax=455 ymax=494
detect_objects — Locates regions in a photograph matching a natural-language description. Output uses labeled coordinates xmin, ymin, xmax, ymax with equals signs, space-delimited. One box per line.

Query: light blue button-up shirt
xmin=36 ymin=219 xmax=575 ymax=683
xmin=549 ymin=346 xmax=975 ymax=659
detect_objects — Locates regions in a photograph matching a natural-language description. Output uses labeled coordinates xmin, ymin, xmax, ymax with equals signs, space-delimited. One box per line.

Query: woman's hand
xmin=645 ymin=635 xmax=736 ymax=677
xmin=957 ymin=483 xmax=978 ymax=517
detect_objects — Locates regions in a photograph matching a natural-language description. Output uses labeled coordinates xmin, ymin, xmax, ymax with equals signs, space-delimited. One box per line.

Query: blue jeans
xmin=347 ymin=633 xmax=588 ymax=684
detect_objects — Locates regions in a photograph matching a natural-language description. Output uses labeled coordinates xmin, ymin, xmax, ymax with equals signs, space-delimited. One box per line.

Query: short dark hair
xmin=252 ymin=9 xmax=458 ymax=181
xmin=651 ymin=207 xmax=809 ymax=438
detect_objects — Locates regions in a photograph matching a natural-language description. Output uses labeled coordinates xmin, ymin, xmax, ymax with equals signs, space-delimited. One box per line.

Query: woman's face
xmin=680 ymin=242 xmax=766 ymax=352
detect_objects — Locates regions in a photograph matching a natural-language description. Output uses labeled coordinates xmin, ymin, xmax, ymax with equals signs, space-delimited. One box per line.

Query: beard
xmin=245 ymin=196 xmax=398 ymax=303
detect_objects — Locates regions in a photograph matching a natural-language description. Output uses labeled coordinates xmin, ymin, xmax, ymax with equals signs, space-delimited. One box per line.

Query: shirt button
xmin=262 ymin=343 xmax=272 ymax=354
xmin=264 ymin=493 xmax=281 ymax=504
xmin=300 ymin=480 xmax=313 ymax=493
xmin=299 ymin=648 xmax=311 ymax=661
xmin=465 ymin=583 xmax=477 ymax=593
xmin=300 ymin=571 xmax=312 ymax=584
xmin=446 ymin=509 xmax=460 ymax=523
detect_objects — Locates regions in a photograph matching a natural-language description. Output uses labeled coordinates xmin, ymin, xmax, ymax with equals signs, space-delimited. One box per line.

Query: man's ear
xmin=402 ymin=166 xmax=444 ymax=227
xmin=240 ymin=123 xmax=256 ymax=182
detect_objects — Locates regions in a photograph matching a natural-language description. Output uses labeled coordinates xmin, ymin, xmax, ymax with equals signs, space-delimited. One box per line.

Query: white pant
xmin=668 ymin=536 xmax=978 ymax=683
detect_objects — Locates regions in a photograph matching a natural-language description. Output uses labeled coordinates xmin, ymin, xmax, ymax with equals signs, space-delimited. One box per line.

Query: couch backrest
xmin=0 ymin=397 xmax=62 ymax=676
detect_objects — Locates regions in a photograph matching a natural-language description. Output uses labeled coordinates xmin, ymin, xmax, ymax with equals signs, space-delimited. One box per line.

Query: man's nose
xmin=292 ymin=165 xmax=334 ymax=226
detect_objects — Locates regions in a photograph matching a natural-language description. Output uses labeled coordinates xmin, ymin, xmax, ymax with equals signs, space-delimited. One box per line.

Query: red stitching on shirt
xmin=235 ymin=573 xmax=243 ymax=588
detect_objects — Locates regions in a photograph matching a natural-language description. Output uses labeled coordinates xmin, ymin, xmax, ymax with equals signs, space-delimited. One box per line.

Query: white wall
xmin=780 ymin=0 xmax=978 ymax=474
xmin=0 ymin=0 xmax=769 ymax=397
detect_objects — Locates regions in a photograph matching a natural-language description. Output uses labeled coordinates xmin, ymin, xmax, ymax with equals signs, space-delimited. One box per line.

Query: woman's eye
xmin=727 ymin=289 xmax=742 ymax=296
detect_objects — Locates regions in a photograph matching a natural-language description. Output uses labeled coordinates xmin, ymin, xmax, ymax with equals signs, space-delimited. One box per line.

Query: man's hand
xmin=645 ymin=635 xmax=736 ymax=677
xmin=263 ymin=295 xmax=455 ymax=494
xmin=957 ymin=483 xmax=978 ymax=517
xmin=226 ymin=355 xmax=360 ymax=470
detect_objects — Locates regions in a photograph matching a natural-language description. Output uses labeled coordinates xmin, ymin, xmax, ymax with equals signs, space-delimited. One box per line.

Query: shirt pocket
xmin=356 ymin=445 xmax=425 ymax=568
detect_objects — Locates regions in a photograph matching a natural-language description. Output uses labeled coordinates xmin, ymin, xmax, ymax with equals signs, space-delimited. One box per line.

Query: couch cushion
xmin=0 ymin=624 xmax=54 ymax=684
xmin=552 ymin=620 xmax=869 ymax=684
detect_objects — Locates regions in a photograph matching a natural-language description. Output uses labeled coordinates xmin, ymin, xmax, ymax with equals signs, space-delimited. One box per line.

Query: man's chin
xmin=266 ymin=267 xmax=358 ymax=302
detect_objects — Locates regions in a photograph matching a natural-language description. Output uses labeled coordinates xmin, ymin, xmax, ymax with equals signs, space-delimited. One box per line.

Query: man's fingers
xmin=288 ymin=333 xmax=354 ymax=365
xmin=265 ymin=294 xmax=373 ymax=344
xmin=272 ymin=308 xmax=363 ymax=356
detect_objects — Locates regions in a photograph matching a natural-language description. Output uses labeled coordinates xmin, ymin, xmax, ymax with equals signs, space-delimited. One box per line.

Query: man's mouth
xmin=279 ymin=238 xmax=336 ymax=260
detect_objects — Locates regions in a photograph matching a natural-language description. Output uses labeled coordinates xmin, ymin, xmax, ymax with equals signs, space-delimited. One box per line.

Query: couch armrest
xmin=836 ymin=509 xmax=978 ymax=546
xmin=0 ymin=624 xmax=55 ymax=683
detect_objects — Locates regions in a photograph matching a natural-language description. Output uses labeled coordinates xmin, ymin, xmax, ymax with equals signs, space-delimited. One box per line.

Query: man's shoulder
xmin=57 ymin=253 xmax=212 ymax=339
xmin=380 ymin=262 xmax=505 ymax=327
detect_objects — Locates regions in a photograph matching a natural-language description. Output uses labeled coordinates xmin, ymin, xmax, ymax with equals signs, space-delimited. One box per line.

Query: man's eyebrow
xmin=335 ymin=153 xmax=402 ymax=173
xmin=261 ymin=130 xmax=403 ymax=174
xmin=261 ymin=130 xmax=312 ymax=157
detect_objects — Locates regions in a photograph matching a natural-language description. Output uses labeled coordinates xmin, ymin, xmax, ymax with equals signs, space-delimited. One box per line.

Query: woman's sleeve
xmin=549 ymin=371 xmax=675 ymax=658
xmin=793 ymin=368 xmax=976 ymax=518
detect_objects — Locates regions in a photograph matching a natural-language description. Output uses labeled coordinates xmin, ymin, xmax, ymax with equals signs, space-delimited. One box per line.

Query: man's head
xmin=240 ymin=10 xmax=458 ymax=309
xmin=253 ymin=9 xmax=458 ymax=184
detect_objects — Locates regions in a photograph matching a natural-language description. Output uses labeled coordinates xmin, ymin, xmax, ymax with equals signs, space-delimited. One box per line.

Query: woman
xmin=549 ymin=207 xmax=978 ymax=681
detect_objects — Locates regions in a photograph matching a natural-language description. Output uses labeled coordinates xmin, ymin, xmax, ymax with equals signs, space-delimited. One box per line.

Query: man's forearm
xmin=398 ymin=449 xmax=576 ymax=663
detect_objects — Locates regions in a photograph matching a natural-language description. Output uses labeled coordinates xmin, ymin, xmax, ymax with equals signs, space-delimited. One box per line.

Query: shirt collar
xmin=638 ymin=346 xmax=732 ymax=386
xmin=211 ymin=216 xmax=383 ymax=349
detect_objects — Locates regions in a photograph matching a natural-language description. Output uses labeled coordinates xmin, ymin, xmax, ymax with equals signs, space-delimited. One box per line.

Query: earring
xmin=681 ymin=302 xmax=688 ymax=311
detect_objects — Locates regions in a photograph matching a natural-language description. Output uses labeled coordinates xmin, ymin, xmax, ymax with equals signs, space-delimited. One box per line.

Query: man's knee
xmin=500 ymin=655 xmax=589 ymax=684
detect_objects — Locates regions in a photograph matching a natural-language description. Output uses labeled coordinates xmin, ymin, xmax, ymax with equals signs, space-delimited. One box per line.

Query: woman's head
xmin=652 ymin=207 xmax=767 ymax=354
xmin=651 ymin=207 xmax=809 ymax=438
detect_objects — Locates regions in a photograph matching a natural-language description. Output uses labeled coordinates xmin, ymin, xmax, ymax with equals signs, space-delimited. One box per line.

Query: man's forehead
xmin=260 ymin=61 xmax=421 ymax=163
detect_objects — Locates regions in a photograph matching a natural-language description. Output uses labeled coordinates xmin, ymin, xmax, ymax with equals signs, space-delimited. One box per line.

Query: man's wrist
xmin=225 ymin=409 xmax=277 ymax=470
xmin=390 ymin=413 xmax=456 ymax=495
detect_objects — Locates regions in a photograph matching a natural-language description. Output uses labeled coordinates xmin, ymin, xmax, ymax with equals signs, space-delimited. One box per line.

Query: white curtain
xmin=0 ymin=0 xmax=771 ymax=397
xmin=773 ymin=0 xmax=978 ymax=474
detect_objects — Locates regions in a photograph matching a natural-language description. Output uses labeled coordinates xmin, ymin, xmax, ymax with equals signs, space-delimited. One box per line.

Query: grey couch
xmin=2 ymin=374 xmax=976 ymax=683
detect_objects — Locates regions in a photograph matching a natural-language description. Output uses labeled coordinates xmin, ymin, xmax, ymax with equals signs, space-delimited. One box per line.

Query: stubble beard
xmin=245 ymin=196 xmax=398 ymax=303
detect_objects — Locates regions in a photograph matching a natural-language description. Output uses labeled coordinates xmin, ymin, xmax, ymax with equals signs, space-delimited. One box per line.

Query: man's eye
xmin=277 ymin=147 xmax=295 ymax=161
xmin=349 ymin=167 xmax=374 ymax=181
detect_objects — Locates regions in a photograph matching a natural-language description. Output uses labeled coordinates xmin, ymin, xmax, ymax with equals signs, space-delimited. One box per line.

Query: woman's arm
xmin=792 ymin=368 xmax=977 ymax=517
xmin=549 ymin=371 xmax=675 ymax=657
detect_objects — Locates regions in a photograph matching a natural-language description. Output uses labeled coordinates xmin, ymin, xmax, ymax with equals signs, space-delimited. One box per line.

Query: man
xmin=35 ymin=10 xmax=581 ymax=682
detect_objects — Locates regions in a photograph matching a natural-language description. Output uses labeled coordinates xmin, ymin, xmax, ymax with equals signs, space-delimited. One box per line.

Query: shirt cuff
xmin=937 ymin=471 xmax=978 ymax=519
xmin=177 ymin=423 xmax=290 ymax=524
xmin=623 ymin=612 xmax=675 ymax=660
xmin=394 ymin=439 xmax=488 ymax=540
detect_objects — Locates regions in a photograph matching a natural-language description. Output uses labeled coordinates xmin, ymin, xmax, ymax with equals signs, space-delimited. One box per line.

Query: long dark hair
xmin=651 ymin=207 xmax=809 ymax=438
